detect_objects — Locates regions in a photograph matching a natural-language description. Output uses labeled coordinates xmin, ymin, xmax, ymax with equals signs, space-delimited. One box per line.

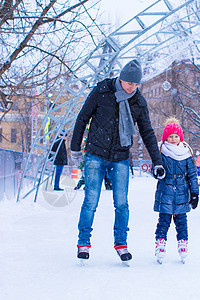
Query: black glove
xmin=153 ymin=165 xmax=166 ymax=180
xmin=189 ymin=193 xmax=199 ymax=209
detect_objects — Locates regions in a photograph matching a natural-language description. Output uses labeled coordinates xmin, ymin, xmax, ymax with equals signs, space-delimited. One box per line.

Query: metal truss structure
xmin=17 ymin=0 xmax=200 ymax=202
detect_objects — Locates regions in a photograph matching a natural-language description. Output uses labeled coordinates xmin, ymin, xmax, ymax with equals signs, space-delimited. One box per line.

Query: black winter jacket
xmin=71 ymin=78 xmax=162 ymax=164
xmin=52 ymin=139 xmax=68 ymax=165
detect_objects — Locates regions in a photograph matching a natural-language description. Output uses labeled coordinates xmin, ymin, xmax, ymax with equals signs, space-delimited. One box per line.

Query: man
xmin=70 ymin=59 xmax=165 ymax=262
xmin=52 ymin=130 xmax=68 ymax=191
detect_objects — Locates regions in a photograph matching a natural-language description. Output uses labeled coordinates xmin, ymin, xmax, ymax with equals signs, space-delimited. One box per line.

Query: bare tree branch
xmin=0 ymin=0 xmax=22 ymax=27
xmin=0 ymin=0 xmax=89 ymax=77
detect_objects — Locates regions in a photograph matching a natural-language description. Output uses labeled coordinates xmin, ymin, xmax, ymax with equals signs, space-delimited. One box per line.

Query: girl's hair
xmin=163 ymin=116 xmax=180 ymax=127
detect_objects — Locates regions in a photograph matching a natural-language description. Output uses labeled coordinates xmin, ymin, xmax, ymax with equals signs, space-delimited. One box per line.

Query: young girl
xmin=154 ymin=117 xmax=199 ymax=264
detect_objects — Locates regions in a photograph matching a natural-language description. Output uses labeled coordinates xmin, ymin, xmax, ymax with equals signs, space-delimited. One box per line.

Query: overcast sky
xmin=100 ymin=0 xmax=156 ymax=26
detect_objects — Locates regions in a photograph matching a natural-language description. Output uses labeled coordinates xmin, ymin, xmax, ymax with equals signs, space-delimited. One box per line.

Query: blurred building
xmin=0 ymin=89 xmax=76 ymax=154
xmin=133 ymin=60 xmax=200 ymax=159
xmin=1 ymin=61 xmax=200 ymax=159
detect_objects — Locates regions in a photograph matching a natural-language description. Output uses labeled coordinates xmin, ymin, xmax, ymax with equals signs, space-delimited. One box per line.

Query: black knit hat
xmin=119 ymin=59 xmax=142 ymax=83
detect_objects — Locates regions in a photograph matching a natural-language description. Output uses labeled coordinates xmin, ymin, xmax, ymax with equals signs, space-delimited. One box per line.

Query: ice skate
xmin=115 ymin=245 xmax=132 ymax=266
xmin=155 ymin=238 xmax=166 ymax=264
xmin=54 ymin=187 xmax=64 ymax=191
xmin=77 ymin=245 xmax=90 ymax=265
xmin=178 ymin=239 xmax=188 ymax=264
xmin=74 ymin=178 xmax=85 ymax=190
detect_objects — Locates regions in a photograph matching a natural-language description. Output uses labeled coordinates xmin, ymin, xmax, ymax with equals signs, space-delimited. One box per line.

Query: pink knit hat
xmin=162 ymin=122 xmax=184 ymax=142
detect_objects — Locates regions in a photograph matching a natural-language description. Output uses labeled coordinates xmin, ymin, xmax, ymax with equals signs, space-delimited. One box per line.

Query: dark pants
xmin=155 ymin=213 xmax=188 ymax=241
xmin=54 ymin=165 xmax=64 ymax=189
xmin=130 ymin=166 xmax=134 ymax=176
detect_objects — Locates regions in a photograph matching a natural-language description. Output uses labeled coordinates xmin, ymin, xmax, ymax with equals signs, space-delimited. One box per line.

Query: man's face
xmin=120 ymin=80 xmax=139 ymax=94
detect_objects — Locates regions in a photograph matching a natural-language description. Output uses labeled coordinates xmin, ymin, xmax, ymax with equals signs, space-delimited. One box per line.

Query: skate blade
xmin=79 ymin=259 xmax=88 ymax=266
xmin=122 ymin=261 xmax=130 ymax=267
xmin=180 ymin=254 xmax=187 ymax=264
xmin=156 ymin=257 xmax=163 ymax=264
xmin=181 ymin=257 xmax=186 ymax=264
xmin=157 ymin=259 xmax=163 ymax=264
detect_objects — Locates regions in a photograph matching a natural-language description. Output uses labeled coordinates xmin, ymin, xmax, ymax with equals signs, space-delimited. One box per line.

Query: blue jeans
xmin=78 ymin=153 xmax=129 ymax=246
xmin=155 ymin=213 xmax=188 ymax=241
xmin=54 ymin=165 xmax=64 ymax=189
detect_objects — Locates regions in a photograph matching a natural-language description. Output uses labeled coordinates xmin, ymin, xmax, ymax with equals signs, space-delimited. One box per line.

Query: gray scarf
xmin=115 ymin=77 xmax=136 ymax=147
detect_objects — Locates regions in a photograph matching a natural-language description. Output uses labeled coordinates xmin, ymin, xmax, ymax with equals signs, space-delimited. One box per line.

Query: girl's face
xmin=120 ymin=80 xmax=139 ymax=94
xmin=166 ymin=134 xmax=181 ymax=146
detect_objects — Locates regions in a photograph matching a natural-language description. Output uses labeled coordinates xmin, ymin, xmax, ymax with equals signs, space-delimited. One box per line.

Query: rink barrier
xmin=0 ymin=148 xmax=154 ymax=201
xmin=0 ymin=148 xmax=25 ymax=201
xmin=71 ymin=168 xmax=79 ymax=179
xmin=132 ymin=159 xmax=152 ymax=176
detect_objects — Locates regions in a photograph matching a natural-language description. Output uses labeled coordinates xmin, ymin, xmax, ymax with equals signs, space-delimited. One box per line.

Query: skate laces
xmin=155 ymin=238 xmax=166 ymax=254
xmin=178 ymin=239 xmax=188 ymax=254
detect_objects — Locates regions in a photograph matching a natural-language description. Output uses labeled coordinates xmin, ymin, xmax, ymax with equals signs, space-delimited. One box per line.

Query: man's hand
xmin=71 ymin=151 xmax=84 ymax=167
xmin=153 ymin=165 xmax=166 ymax=180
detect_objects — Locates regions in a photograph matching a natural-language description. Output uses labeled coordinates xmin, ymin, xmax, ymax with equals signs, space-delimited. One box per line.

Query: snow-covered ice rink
xmin=0 ymin=176 xmax=200 ymax=300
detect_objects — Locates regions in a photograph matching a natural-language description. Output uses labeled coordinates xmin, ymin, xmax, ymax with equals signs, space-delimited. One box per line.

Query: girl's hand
xmin=189 ymin=193 xmax=199 ymax=209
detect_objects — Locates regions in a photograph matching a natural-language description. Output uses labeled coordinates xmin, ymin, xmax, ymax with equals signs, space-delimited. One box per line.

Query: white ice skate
xmin=155 ymin=238 xmax=166 ymax=264
xmin=178 ymin=239 xmax=188 ymax=264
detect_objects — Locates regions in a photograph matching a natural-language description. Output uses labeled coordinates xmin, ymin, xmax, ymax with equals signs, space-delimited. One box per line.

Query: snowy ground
xmin=0 ymin=176 xmax=200 ymax=300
